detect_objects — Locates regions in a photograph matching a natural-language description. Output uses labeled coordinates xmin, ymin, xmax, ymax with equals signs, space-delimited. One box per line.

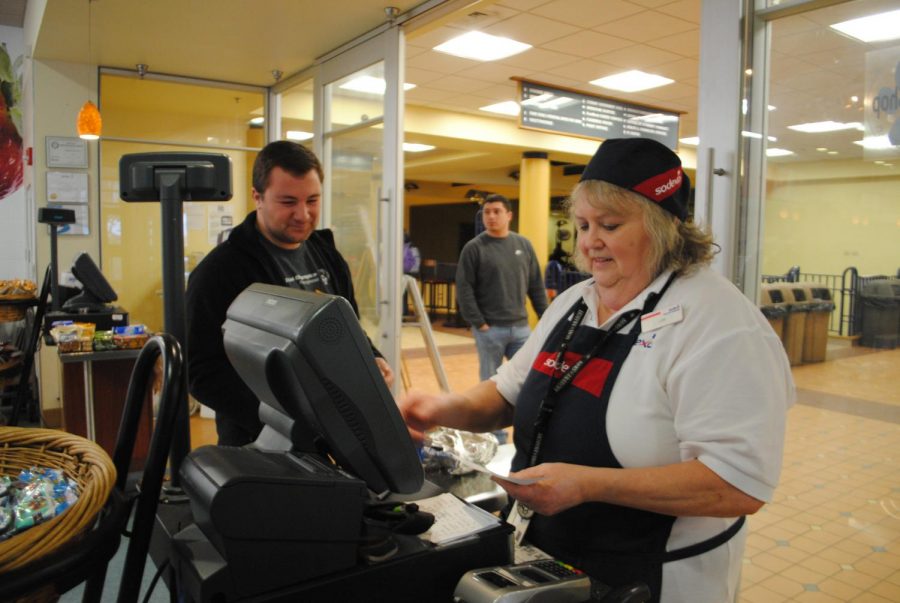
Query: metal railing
xmin=761 ymin=267 xmax=894 ymax=336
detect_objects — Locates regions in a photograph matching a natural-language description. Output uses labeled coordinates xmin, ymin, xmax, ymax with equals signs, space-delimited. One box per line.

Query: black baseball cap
xmin=580 ymin=138 xmax=689 ymax=220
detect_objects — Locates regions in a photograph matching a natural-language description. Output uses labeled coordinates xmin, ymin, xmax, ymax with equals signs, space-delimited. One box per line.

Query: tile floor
xmin=190 ymin=324 xmax=900 ymax=602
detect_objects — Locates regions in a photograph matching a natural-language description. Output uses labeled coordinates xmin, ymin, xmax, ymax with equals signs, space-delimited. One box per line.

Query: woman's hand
xmin=399 ymin=381 xmax=515 ymax=444
xmin=494 ymin=463 xmax=593 ymax=516
xmin=494 ymin=459 xmax=764 ymax=518
xmin=398 ymin=390 xmax=445 ymax=443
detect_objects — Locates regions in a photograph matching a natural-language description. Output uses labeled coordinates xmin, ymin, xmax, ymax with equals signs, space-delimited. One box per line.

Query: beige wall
xmin=32 ymin=58 xmax=101 ymax=413
xmin=763 ymin=161 xmax=900 ymax=278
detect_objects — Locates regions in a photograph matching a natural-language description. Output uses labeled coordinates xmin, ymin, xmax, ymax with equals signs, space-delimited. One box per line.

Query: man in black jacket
xmin=186 ymin=141 xmax=394 ymax=446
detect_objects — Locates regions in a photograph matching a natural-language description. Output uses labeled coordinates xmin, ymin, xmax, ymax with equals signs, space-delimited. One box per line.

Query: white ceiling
xmin=29 ymin=0 xmax=899 ymax=194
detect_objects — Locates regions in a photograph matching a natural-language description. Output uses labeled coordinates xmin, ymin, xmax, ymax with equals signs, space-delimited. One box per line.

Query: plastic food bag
xmin=421 ymin=427 xmax=499 ymax=476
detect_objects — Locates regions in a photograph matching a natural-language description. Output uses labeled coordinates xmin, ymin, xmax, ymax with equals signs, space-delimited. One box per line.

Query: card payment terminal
xmin=453 ymin=558 xmax=591 ymax=603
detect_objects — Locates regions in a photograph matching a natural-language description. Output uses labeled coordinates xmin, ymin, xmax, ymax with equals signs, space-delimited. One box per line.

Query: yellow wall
xmin=99 ymin=75 xmax=262 ymax=332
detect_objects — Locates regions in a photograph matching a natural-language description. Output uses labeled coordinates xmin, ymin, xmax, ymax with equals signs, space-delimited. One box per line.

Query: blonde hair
xmin=567 ymin=180 xmax=715 ymax=277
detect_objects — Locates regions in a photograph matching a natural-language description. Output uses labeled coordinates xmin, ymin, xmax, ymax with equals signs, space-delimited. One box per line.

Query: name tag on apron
xmin=641 ymin=304 xmax=683 ymax=333
xmin=509 ymin=500 xmax=533 ymax=546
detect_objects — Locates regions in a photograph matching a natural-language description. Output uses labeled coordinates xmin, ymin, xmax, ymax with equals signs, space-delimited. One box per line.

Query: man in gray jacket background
xmin=456 ymin=194 xmax=549 ymax=389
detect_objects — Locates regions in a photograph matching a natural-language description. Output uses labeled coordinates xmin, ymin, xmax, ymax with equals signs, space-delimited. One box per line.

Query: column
xmin=518 ymin=151 xmax=550 ymax=326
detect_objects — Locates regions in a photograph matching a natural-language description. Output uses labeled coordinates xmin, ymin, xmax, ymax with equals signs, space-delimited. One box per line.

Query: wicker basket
xmin=0 ymin=427 xmax=116 ymax=574
xmin=0 ymin=294 xmax=35 ymax=322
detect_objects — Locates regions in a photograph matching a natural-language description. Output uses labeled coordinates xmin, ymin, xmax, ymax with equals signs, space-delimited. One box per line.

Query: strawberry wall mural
xmin=0 ymin=41 xmax=22 ymax=202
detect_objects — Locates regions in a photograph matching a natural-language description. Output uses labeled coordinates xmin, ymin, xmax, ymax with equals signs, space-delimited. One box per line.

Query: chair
xmin=3 ymin=265 xmax=52 ymax=425
xmin=0 ymin=333 xmax=185 ymax=603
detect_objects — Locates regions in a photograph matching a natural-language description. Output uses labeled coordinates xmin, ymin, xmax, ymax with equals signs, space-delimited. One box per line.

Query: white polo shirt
xmin=494 ymin=266 xmax=795 ymax=603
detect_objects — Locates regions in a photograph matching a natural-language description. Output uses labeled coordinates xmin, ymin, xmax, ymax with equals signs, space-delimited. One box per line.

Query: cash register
xmin=172 ymin=284 xmax=512 ymax=602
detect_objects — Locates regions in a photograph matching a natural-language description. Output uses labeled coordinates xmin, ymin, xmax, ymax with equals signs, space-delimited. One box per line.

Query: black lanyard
xmin=526 ymin=273 xmax=677 ymax=467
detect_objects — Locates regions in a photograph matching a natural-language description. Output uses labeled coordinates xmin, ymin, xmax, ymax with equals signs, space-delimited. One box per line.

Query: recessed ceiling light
xmin=853 ymin=135 xmax=895 ymax=150
xmin=788 ymin=121 xmax=863 ymax=133
xmin=589 ymin=70 xmax=673 ymax=93
xmin=741 ymin=131 xmax=777 ymax=142
xmin=816 ymin=147 xmax=828 ymax=152
xmin=286 ymin=130 xmax=313 ymax=141
xmin=339 ymin=76 xmax=416 ymax=95
xmin=830 ymin=8 xmax=900 ymax=43
xmin=679 ymin=136 xmax=700 ymax=146
xmin=827 ymin=151 xmax=839 ymax=155
xmin=403 ymin=143 xmax=435 ymax=153
xmin=741 ymin=99 xmax=777 ymax=114
xmin=766 ymin=148 xmax=794 ymax=157
xmin=479 ymin=101 xmax=520 ymax=116
xmin=249 ymin=117 xmax=265 ymax=126
xmin=433 ymin=31 xmax=532 ymax=61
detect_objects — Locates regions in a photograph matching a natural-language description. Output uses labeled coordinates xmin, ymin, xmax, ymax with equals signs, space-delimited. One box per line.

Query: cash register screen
xmin=222 ymin=283 xmax=424 ymax=495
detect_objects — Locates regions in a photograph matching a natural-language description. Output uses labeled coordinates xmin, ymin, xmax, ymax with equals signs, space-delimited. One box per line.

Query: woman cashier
xmin=399 ymin=138 xmax=794 ymax=603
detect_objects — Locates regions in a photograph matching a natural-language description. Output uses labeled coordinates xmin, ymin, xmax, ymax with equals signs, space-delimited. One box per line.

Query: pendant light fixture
xmin=77 ymin=0 xmax=101 ymax=140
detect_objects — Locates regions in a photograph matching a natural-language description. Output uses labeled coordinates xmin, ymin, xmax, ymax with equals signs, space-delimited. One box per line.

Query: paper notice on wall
xmin=49 ymin=203 xmax=89 ymax=235
xmin=207 ymin=205 xmax=234 ymax=245
xmin=47 ymin=171 xmax=88 ymax=204
xmin=185 ymin=204 xmax=205 ymax=232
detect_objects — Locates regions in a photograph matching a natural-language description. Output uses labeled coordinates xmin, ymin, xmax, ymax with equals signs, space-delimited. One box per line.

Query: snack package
xmin=112 ymin=324 xmax=150 ymax=349
xmin=92 ymin=330 xmax=116 ymax=351
xmin=0 ymin=467 xmax=79 ymax=541
xmin=51 ymin=322 xmax=97 ymax=353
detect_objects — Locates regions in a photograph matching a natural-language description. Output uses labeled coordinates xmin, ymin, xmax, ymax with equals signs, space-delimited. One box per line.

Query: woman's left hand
xmin=494 ymin=463 xmax=595 ymax=516
xmin=494 ymin=459 xmax=765 ymax=518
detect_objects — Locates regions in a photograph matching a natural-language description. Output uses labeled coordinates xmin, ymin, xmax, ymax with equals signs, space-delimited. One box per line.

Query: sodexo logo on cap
xmin=580 ymin=138 xmax=689 ymax=220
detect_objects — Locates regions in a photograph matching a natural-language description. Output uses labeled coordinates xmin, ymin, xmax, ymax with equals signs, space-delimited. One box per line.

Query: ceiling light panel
xmin=788 ymin=121 xmax=863 ymax=133
xmin=830 ymin=8 xmax=900 ymax=43
xmin=433 ymin=31 xmax=532 ymax=61
xmin=479 ymin=100 xmax=520 ymax=116
xmin=403 ymin=143 xmax=435 ymax=153
xmin=338 ymin=76 xmax=416 ymax=95
xmin=590 ymin=70 xmax=674 ymax=92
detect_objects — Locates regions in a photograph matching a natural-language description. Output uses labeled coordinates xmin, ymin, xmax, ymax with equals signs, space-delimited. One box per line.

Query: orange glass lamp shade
xmin=77 ymin=100 xmax=102 ymax=140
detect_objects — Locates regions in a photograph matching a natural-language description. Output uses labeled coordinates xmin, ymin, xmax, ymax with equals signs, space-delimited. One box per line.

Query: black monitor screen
xmin=222 ymin=283 xmax=424 ymax=496
xmin=63 ymin=252 xmax=118 ymax=311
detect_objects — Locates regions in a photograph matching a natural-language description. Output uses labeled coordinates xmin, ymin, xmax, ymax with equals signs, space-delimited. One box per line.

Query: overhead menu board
xmin=517 ymin=79 xmax=681 ymax=150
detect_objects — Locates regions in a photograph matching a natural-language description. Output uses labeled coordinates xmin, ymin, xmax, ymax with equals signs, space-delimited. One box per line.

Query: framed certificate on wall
xmin=46 ymin=136 xmax=89 ymax=169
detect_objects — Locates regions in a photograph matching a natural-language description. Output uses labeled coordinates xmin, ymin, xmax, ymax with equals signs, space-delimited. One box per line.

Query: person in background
xmin=456 ymin=193 xmax=548 ymax=382
xmin=402 ymin=231 xmax=421 ymax=317
xmin=186 ymin=140 xmax=394 ymax=446
xmin=400 ymin=138 xmax=794 ymax=602
xmin=403 ymin=231 xmax=421 ymax=277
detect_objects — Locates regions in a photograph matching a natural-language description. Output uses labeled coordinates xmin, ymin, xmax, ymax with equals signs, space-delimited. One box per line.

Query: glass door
xmin=750 ymin=0 xmax=899 ymax=335
xmin=316 ymin=28 xmax=405 ymax=389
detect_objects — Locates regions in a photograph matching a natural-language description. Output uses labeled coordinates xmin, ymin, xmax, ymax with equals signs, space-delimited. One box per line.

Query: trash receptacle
xmin=759 ymin=285 xmax=788 ymax=341
xmin=762 ymin=284 xmax=805 ymax=365
xmin=859 ymin=279 xmax=900 ymax=349
xmin=795 ymin=285 xmax=834 ymax=363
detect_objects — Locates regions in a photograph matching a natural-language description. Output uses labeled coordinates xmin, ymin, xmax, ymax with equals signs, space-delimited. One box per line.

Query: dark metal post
xmin=157 ymin=170 xmax=190 ymax=488
xmin=49 ymin=226 xmax=60 ymax=311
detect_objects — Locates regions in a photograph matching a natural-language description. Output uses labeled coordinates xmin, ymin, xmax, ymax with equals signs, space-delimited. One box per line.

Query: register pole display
xmin=120 ymin=152 xmax=233 ymax=487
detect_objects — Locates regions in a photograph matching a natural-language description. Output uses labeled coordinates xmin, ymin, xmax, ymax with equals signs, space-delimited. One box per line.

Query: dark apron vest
xmin=510 ymin=279 xmax=744 ymax=602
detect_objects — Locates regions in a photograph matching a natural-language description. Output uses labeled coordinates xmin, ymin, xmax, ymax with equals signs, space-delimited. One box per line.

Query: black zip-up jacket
xmin=185 ymin=210 xmax=380 ymax=446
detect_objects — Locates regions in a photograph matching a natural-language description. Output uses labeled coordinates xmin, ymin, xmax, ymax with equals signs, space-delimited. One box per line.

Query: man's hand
xmin=478 ymin=324 xmax=490 ymax=332
xmin=374 ymin=357 xmax=394 ymax=389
